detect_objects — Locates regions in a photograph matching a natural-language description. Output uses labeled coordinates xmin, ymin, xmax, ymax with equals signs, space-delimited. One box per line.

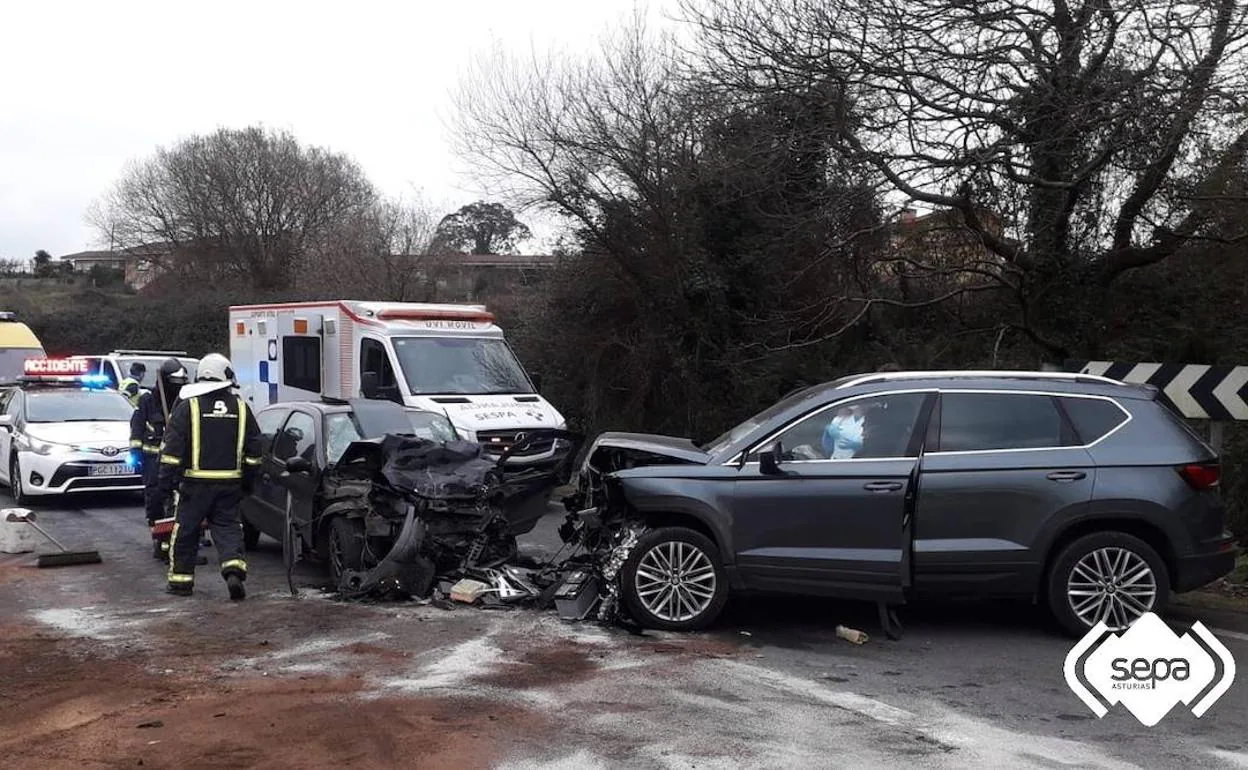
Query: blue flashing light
xmin=129 ymin=448 xmax=143 ymax=467
xmin=80 ymin=374 xmax=112 ymax=388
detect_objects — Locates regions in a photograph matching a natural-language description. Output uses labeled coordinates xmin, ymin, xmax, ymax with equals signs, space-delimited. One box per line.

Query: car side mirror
xmin=758 ymin=442 xmax=786 ymax=475
xmin=530 ymin=373 xmax=543 ymax=392
xmin=0 ymin=414 xmax=10 ymax=431
xmin=284 ymin=456 xmax=312 ymax=475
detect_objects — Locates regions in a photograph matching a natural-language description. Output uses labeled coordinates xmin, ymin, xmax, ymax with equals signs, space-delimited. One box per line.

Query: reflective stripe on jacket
xmin=158 ymin=390 xmax=263 ymax=482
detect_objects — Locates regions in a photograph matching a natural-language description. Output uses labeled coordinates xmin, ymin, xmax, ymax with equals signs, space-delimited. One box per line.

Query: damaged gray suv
xmin=561 ymin=371 xmax=1237 ymax=636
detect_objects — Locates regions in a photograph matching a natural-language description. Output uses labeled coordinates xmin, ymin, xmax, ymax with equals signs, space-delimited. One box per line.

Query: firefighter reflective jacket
xmin=158 ymin=389 xmax=262 ymax=484
xmin=130 ymin=389 xmax=179 ymax=456
xmin=119 ymin=376 xmax=142 ymax=408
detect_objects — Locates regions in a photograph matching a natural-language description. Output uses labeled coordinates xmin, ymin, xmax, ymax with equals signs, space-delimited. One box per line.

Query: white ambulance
xmin=227 ymin=300 xmax=568 ymax=463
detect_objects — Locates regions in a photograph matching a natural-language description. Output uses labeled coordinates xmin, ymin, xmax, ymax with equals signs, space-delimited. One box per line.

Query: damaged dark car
xmin=560 ymin=371 xmax=1236 ymax=636
xmin=242 ymin=398 xmax=581 ymax=595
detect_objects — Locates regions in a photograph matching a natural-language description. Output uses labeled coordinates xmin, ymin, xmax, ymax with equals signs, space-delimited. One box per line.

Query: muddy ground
xmin=5 ymin=495 xmax=1248 ymax=769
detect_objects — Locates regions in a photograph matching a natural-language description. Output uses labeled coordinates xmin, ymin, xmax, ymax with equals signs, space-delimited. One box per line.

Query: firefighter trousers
xmin=141 ymin=450 xmax=164 ymax=524
xmin=168 ymin=481 xmax=247 ymax=589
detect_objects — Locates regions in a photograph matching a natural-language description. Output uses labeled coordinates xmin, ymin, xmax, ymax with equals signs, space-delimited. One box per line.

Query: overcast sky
xmin=0 ymin=0 xmax=670 ymax=260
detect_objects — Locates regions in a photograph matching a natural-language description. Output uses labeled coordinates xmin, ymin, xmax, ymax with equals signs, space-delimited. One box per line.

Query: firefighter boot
xmin=226 ymin=573 xmax=246 ymax=601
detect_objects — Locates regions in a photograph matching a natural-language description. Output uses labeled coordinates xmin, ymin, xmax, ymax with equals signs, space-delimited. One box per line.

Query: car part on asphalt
xmin=3 ymin=508 xmax=102 ymax=567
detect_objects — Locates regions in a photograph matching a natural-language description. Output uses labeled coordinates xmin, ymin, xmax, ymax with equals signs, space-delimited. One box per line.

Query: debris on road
xmin=450 ymin=578 xmax=489 ymax=603
xmin=836 ymin=625 xmax=869 ymax=645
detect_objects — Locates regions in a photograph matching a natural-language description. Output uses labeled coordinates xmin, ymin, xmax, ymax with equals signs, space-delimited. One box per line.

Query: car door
xmin=241 ymin=406 xmax=291 ymax=537
xmin=730 ymin=391 xmax=936 ymax=602
xmin=260 ymin=409 xmax=320 ymax=536
xmin=0 ymin=389 xmax=18 ymax=482
xmin=912 ymin=390 xmax=1096 ymax=596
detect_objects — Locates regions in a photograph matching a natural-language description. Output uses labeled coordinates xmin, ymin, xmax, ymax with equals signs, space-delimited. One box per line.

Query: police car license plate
xmin=89 ymin=463 xmax=134 ymax=477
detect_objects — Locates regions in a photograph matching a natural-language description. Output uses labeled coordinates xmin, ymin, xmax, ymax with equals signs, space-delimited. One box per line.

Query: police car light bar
xmin=24 ymin=358 xmax=91 ymax=376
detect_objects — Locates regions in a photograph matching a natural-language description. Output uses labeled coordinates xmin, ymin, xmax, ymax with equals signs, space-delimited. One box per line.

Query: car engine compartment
xmin=322 ymin=429 xmax=581 ymax=602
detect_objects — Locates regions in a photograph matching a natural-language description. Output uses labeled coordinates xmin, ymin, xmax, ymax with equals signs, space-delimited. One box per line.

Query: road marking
xmin=1208 ymin=627 xmax=1248 ymax=643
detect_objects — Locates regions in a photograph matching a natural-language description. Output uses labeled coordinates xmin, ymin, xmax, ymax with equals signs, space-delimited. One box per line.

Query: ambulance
xmin=0 ymin=312 xmax=47 ymax=385
xmin=227 ymin=300 xmax=568 ymax=464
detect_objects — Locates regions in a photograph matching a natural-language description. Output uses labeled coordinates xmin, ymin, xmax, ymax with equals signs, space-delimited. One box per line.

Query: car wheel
xmin=327 ymin=516 xmax=365 ymax=587
xmin=1047 ymin=531 xmax=1170 ymax=637
xmin=242 ymin=518 xmax=261 ymax=551
xmin=620 ymin=527 xmax=729 ymax=631
xmin=10 ymin=455 xmax=30 ymax=506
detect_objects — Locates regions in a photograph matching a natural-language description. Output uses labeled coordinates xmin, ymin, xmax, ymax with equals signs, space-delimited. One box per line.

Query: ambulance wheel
xmin=10 ymin=455 xmax=31 ymax=506
xmin=327 ymin=516 xmax=364 ymax=586
xmin=242 ymin=518 xmax=261 ymax=551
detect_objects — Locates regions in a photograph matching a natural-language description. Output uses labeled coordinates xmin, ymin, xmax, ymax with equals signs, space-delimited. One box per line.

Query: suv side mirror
xmin=284 ymin=456 xmax=312 ymax=475
xmin=0 ymin=414 xmax=10 ymax=431
xmin=758 ymin=442 xmax=786 ymax=475
xmin=530 ymin=373 xmax=543 ymax=393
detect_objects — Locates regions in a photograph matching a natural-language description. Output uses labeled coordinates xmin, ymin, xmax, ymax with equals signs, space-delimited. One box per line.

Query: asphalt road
xmin=5 ymin=488 xmax=1248 ymax=769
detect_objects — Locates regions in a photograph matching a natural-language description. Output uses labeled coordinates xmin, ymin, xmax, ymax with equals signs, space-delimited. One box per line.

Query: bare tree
xmin=687 ymin=0 xmax=1248 ymax=357
xmin=88 ymin=126 xmax=378 ymax=290
xmin=451 ymin=19 xmax=885 ymax=436
xmin=299 ymin=195 xmax=444 ymax=301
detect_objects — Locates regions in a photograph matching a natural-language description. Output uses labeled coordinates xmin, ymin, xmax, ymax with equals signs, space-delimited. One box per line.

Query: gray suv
xmin=563 ymin=370 xmax=1237 ymax=635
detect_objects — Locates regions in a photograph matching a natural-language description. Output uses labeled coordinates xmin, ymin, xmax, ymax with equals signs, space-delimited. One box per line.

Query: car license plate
xmin=89 ymin=463 xmax=135 ymax=477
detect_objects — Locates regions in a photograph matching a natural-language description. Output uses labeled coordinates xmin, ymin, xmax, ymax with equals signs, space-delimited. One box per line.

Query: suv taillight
xmin=1178 ymin=462 xmax=1221 ymax=491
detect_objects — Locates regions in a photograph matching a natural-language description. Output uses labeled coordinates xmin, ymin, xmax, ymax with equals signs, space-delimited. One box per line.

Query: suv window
xmin=752 ymin=393 xmax=928 ymax=461
xmin=1058 ymin=396 xmax=1127 ymax=445
xmin=939 ymin=392 xmax=1075 ymax=452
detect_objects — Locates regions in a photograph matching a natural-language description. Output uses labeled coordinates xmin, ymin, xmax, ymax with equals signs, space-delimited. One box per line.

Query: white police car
xmin=0 ymin=358 xmax=141 ymax=504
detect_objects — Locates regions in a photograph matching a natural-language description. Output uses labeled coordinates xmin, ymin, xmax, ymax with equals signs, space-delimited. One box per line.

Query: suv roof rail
xmin=110 ymin=349 xmax=190 ymax=356
xmin=837 ymin=369 xmax=1127 ymax=389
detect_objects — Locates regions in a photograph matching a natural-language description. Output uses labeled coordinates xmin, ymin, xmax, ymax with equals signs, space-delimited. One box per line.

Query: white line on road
xmin=1209 ymin=627 xmax=1248 ymax=643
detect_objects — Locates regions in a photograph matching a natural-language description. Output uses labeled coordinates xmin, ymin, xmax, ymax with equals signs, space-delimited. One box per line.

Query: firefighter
xmin=131 ymin=358 xmax=189 ymax=560
xmin=158 ymin=353 xmax=262 ymax=600
xmin=119 ymin=362 xmax=147 ymax=408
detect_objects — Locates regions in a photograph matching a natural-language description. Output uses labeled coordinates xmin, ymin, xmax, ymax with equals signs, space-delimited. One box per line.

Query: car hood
xmin=25 ymin=421 xmax=131 ymax=447
xmin=409 ymin=395 xmax=564 ymax=433
xmin=587 ymin=432 xmax=711 ymax=465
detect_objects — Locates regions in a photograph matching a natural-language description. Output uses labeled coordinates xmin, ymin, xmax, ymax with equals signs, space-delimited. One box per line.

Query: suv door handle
xmin=864 ymin=481 xmax=904 ymax=492
xmin=1047 ymin=471 xmax=1087 ymax=482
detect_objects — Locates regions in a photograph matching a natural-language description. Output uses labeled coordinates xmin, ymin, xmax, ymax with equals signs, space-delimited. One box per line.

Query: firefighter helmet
xmin=196 ymin=353 xmax=235 ymax=385
xmin=159 ymin=357 xmax=188 ymax=386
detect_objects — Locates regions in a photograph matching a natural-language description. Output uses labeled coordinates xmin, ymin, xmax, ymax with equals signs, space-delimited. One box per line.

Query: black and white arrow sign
xmin=1065 ymin=360 xmax=1248 ymax=421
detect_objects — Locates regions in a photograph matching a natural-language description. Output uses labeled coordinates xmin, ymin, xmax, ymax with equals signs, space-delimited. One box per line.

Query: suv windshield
xmin=391 ymin=337 xmax=534 ymax=396
xmin=27 ymin=390 xmax=135 ymax=423
xmin=0 ymin=348 xmax=45 ymax=385
xmin=699 ymin=381 xmax=844 ymax=455
xmin=325 ymin=408 xmax=459 ymax=464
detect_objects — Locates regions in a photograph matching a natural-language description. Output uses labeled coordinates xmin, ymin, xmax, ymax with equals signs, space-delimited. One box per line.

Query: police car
xmin=0 ymin=358 xmax=142 ymax=504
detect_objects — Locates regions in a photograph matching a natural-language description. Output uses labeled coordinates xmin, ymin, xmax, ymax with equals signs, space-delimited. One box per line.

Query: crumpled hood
xmin=586 ymin=432 xmax=712 ymax=465
xmin=409 ymin=395 xmax=565 ymax=433
xmin=25 ymin=421 xmax=131 ymax=449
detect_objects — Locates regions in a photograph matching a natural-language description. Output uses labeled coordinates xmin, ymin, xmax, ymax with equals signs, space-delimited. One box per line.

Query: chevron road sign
xmin=1064 ymin=361 xmax=1248 ymax=421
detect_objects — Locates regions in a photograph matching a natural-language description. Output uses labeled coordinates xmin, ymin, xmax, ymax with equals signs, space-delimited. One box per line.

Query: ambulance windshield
xmin=391 ymin=337 xmax=535 ymax=396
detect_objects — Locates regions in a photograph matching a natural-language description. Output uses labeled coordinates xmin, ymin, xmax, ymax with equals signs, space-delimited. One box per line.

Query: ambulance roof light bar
xmin=373 ymin=307 xmax=496 ymax=323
